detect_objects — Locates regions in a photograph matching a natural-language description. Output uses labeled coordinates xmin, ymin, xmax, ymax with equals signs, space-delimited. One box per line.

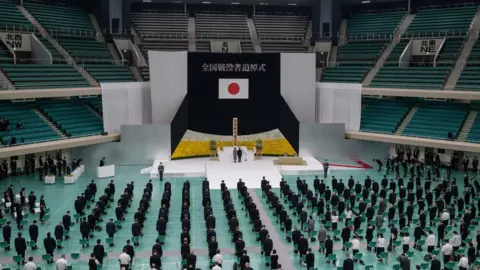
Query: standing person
xmin=99 ymin=157 xmax=106 ymax=167
xmin=24 ymin=257 xmax=36 ymax=270
xmin=93 ymin=239 xmax=105 ymax=265
xmin=43 ymin=232 xmax=55 ymax=264
xmin=342 ymin=253 xmax=354 ymax=270
xmin=15 ymin=232 xmax=27 ymax=264
xmin=118 ymin=248 xmax=131 ymax=270
xmin=377 ymin=234 xmax=386 ymax=261
xmin=106 ymin=219 xmax=116 ymax=246
xmin=323 ymin=160 xmax=329 ymax=178
xmin=233 ymin=148 xmax=237 ymax=163
xmin=28 ymin=220 xmax=38 ymax=250
xmin=157 ymin=162 xmax=164 ymax=181
xmin=305 ymin=248 xmax=315 ymax=270
xmin=458 ymin=255 xmax=468 ymax=270
xmin=88 ymin=253 xmax=99 ymax=270
xmin=3 ymin=221 xmax=11 ymax=251
xmin=62 ymin=211 xmax=71 ymax=239
xmin=237 ymin=148 xmax=242 ymax=163
xmin=55 ymin=254 xmax=68 ymax=270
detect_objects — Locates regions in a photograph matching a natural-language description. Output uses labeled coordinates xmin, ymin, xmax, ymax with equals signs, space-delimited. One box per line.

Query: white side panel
xmin=316 ymin=82 xmax=362 ymax=131
xmin=101 ymin=82 xmax=152 ymax=133
xmin=149 ymin=51 xmax=188 ymax=125
xmin=280 ymin=53 xmax=316 ymax=123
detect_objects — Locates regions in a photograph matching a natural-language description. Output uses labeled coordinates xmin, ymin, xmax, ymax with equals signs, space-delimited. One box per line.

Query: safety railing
xmin=0 ymin=57 xmax=67 ymax=64
xmin=0 ymin=132 xmax=106 ymax=148
xmin=418 ymin=2 xmax=479 ymax=11
xmin=131 ymin=9 xmax=186 ymax=14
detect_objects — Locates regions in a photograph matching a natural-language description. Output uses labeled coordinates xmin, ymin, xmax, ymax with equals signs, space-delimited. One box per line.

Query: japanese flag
xmin=218 ymin=79 xmax=249 ymax=99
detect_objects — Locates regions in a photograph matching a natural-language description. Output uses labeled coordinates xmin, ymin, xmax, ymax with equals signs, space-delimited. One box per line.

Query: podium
xmin=44 ymin=175 xmax=56 ymax=184
xmin=97 ymin=165 xmax=115 ymax=178
xmin=65 ymin=165 xmax=84 ymax=184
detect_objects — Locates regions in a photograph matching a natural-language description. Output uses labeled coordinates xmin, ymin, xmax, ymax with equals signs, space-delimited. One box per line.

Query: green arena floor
xmin=0 ymin=164 xmax=475 ymax=269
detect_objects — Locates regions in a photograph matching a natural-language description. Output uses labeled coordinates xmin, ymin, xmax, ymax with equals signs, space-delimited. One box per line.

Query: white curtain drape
xmin=317 ymin=82 xmax=362 ymax=131
xmin=101 ymin=82 xmax=152 ymax=133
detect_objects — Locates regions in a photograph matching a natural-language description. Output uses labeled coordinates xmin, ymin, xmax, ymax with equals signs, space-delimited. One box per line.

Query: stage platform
xmin=147 ymin=155 xmax=365 ymax=189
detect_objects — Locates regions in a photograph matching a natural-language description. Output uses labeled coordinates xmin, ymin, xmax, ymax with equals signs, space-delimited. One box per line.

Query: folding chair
xmin=13 ymin=255 xmax=23 ymax=264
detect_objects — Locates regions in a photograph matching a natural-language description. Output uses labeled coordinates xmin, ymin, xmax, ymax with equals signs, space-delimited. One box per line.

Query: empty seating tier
xmin=0 ymin=42 xmax=13 ymax=64
xmin=35 ymin=35 xmax=64 ymax=63
xmin=402 ymin=102 xmax=468 ymax=139
xmin=37 ymin=100 xmax=103 ymax=137
xmin=82 ymin=64 xmax=135 ymax=83
xmin=347 ymin=11 xmax=405 ymax=38
xmin=370 ymin=66 xmax=450 ymax=89
xmin=0 ymin=0 xmax=34 ymax=32
xmin=0 ymin=64 xmax=89 ymax=90
xmin=455 ymin=40 xmax=480 ymax=91
xmin=321 ymin=40 xmax=386 ymax=83
xmin=384 ymin=39 xmax=410 ymax=66
xmin=405 ymin=5 xmax=477 ymax=37
xmin=195 ymin=13 xmax=254 ymax=53
xmin=360 ymin=99 xmax=412 ymax=134
xmin=26 ymin=3 xmax=136 ymax=82
xmin=467 ymin=112 xmax=480 ymax=143
xmin=131 ymin=11 xmax=188 ymax=59
xmin=25 ymin=3 xmax=95 ymax=34
xmin=0 ymin=101 xmax=60 ymax=145
xmin=254 ymin=14 xmax=308 ymax=52
xmin=435 ymin=38 xmax=464 ymax=66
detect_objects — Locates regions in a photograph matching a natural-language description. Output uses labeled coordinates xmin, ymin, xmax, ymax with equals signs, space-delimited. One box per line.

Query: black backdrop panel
xmin=187 ymin=52 xmax=281 ymax=135
xmin=170 ymin=96 xmax=189 ymax=154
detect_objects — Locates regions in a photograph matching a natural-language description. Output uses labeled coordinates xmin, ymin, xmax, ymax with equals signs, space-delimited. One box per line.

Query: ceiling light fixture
xmin=361 ymin=0 xmax=371 ymax=3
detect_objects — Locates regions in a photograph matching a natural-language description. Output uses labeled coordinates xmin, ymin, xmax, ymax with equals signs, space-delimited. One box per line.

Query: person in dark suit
xmin=186 ymin=251 xmax=196 ymax=270
xmin=152 ymin=239 xmax=162 ymax=257
xmin=28 ymin=192 xmax=36 ymax=214
xmin=3 ymin=221 xmax=11 ymax=251
xmin=14 ymin=232 xmax=26 ymax=264
xmin=305 ymin=248 xmax=315 ymax=269
xmin=270 ymin=249 xmax=279 ymax=270
xmin=43 ymin=232 xmax=56 ymax=263
xmin=181 ymin=238 xmax=190 ymax=260
xmin=124 ymin=240 xmax=135 ymax=261
xmin=62 ymin=211 xmax=71 ymax=239
xmin=150 ymin=249 xmax=161 ymax=269
xmin=99 ymin=157 xmax=106 ymax=167
xmin=239 ymin=250 xmax=250 ymax=270
xmin=54 ymin=222 xmax=64 ymax=248
xmin=131 ymin=219 xmax=141 ymax=246
xmin=237 ymin=148 xmax=243 ymax=163
xmin=106 ymin=219 xmax=116 ymax=246
xmin=28 ymin=220 xmax=38 ymax=250
xmin=93 ymin=239 xmax=105 ymax=264
xmin=430 ymin=255 xmax=441 ymax=270
xmin=158 ymin=163 xmax=164 ymax=181
xmin=342 ymin=253 xmax=354 ymax=270
xmin=208 ymin=236 xmax=218 ymax=259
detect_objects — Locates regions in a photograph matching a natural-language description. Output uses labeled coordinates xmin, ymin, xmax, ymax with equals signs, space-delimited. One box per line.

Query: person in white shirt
xmin=402 ymin=233 xmax=410 ymax=254
xmin=376 ymin=234 xmax=386 ymax=260
xmin=331 ymin=213 xmax=339 ymax=231
xmin=212 ymin=262 xmax=222 ymax=270
xmin=118 ymin=249 xmax=131 ymax=270
xmin=24 ymin=257 xmax=36 ymax=270
xmin=212 ymin=250 xmax=223 ymax=267
xmin=345 ymin=208 xmax=353 ymax=224
xmin=449 ymin=231 xmax=461 ymax=252
xmin=441 ymin=210 xmax=450 ymax=227
xmin=459 ymin=255 xmax=469 ymax=270
xmin=55 ymin=254 xmax=68 ymax=270
xmin=351 ymin=237 xmax=361 ymax=262
xmin=426 ymin=231 xmax=436 ymax=253
xmin=442 ymin=242 xmax=453 ymax=265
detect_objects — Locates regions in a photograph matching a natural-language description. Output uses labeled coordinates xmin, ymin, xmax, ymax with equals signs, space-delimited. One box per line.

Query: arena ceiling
xmin=134 ymin=0 xmax=406 ymax=7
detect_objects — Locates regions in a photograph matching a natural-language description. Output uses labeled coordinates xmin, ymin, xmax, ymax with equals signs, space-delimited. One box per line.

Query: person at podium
xmin=237 ymin=148 xmax=243 ymax=163
xmin=158 ymin=163 xmax=164 ymax=181
xmin=233 ymin=148 xmax=237 ymax=163
xmin=99 ymin=157 xmax=106 ymax=167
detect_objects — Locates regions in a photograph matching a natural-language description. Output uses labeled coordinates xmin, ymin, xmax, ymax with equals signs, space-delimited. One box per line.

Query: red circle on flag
xmin=228 ymin=82 xmax=240 ymax=95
